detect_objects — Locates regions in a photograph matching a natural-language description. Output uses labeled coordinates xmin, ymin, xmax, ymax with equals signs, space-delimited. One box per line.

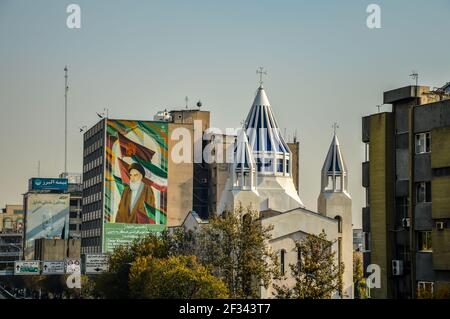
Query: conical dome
xmin=244 ymin=86 xmax=290 ymax=155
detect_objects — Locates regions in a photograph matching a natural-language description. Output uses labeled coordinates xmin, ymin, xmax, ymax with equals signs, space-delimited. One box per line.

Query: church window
xmin=280 ymin=249 xmax=286 ymax=275
xmin=277 ymin=159 xmax=283 ymax=173
xmin=335 ymin=216 xmax=342 ymax=233
xmin=335 ymin=176 xmax=342 ymax=191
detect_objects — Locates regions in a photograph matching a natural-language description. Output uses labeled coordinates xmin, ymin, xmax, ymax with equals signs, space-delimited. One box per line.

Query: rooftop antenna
xmin=332 ymin=122 xmax=339 ymax=135
xmin=256 ymin=67 xmax=267 ymax=87
xmin=294 ymin=129 xmax=298 ymax=143
xmin=37 ymin=161 xmax=41 ymax=178
xmin=96 ymin=108 xmax=109 ymax=119
xmin=185 ymin=96 xmax=189 ymax=109
xmin=410 ymin=70 xmax=419 ymax=87
xmin=79 ymin=125 xmax=87 ymax=133
xmin=64 ymin=66 xmax=69 ymax=175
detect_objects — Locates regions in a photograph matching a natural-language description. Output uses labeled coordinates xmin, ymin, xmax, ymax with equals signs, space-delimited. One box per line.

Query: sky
xmin=1 ymin=0 xmax=449 ymax=228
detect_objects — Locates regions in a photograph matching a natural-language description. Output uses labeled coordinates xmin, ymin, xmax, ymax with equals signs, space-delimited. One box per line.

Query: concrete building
xmin=362 ymin=83 xmax=450 ymax=298
xmin=34 ymin=238 xmax=80 ymax=261
xmin=23 ymin=178 xmax=71 ymax=259
xmin=0 ymin=205 xmax=23 ymax=233
xmin=0 ymin=205 xmax=24 ymax=270
xmin=60 ymin=173 xmax=83 ymax=240
xmin=81 ymin=115 xmax=207 ymax=254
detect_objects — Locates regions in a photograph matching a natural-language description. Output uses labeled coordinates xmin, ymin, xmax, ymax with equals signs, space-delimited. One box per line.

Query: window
xmin=280 ymin=250 xmax=286 ymax=275
xmin=415 ymin=132 xmax=431 ymax=154
xmin=277 ymin=158 xmax=284 ymax=173
xmin=325 ymin=176 xmax=333 ymax=191
xmin=416 ymin=182 xmax=431 ymax=203
xmin=364 ymin=232 xmax=371 ymax=251
xmin=418 ymin=231 xmax=432 ymax=252
xmin=335 ymin=176 xmax=342 ymax=191
xmin=417 ymin=282 xmax=434 ymax=298
xmin=335 ymin=216 xmax=343 ymax=233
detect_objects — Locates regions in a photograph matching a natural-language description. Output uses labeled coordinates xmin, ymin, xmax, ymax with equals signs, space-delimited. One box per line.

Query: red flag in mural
xmin=118 ymin=132 xmax=155 ymax=163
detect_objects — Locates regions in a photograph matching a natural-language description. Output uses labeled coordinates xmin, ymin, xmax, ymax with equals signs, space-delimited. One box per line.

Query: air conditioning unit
xmin=402 ymin=218 xmax=411 ymax=228
xmin=436 ymin=222 xmax=445 ymax=231
xmin=392 ymin=260 xmax=404 ymax=276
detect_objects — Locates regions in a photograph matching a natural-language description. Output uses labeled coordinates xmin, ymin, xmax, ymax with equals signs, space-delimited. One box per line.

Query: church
xmin=182 ymin=81 xmax=353 ymax=299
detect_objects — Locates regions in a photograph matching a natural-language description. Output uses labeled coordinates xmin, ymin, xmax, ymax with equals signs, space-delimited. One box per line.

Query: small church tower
xmin=317 ymin=126 xmax=353 ymax=298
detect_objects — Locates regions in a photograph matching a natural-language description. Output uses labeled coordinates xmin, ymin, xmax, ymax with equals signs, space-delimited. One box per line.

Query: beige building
xmin=0 ymin=205 xmax=24 ymax=233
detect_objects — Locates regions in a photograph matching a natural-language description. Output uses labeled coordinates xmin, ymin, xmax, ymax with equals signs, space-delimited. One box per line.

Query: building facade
xmin=362 ymin=83 xmax=450 ymax=298
xmin=81 ymin=117 xmax=201 ymax=254
xmin=0 ymin=205 xmax=24 ymax=270
xmin=215 ymin=84 xmax=353 ymax=298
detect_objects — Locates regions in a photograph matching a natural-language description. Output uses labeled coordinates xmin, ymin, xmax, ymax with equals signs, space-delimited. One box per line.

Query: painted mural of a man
xmin=115 ymin=163 xmax=155 ymax=224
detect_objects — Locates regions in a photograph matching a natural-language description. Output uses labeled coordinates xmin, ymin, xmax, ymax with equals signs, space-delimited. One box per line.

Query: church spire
xmin=321 ymin=127 xmax=349 ymax=193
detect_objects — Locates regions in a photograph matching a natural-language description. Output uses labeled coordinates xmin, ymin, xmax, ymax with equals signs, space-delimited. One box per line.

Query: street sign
xmin=85 ymin=254 xmax=109 ymax=274
xmin=42 ymin=261 xmax=65 ymax=275
xmin=65 ymin=259 xmax=81 ymax=274
xmin=14 ymin=261 xmax=40 ymax=275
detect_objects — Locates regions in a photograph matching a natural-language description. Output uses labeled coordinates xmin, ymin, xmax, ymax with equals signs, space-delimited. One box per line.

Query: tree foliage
xmin=353 ymin=252 xmax=367 ymax=299
xmin=274 ymin=230 xmax=344 ymax=299
xmin=129 ymin=255 xmax=228 ymax=299
xmin=93 ymin=235 xmax=170 ymax=298
xmin=196 ymin=205 xmax=278 ymax=298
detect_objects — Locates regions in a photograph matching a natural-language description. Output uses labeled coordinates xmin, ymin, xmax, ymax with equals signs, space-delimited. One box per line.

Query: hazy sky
xmin=1 ymin=0 xmax=449 ymax=227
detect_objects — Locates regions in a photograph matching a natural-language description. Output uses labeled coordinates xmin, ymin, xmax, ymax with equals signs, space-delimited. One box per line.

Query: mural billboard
xmin=24 ymin=193 xmax=70 ymax=259
xmin=104 ymin=120 xmax=168 ymax=253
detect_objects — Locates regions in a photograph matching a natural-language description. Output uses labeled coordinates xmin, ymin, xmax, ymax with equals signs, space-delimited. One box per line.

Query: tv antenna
xmin=64 ymin=66 xmax=69 ymax=175
xmin=410 ymin=70 xmax=419 ymax=87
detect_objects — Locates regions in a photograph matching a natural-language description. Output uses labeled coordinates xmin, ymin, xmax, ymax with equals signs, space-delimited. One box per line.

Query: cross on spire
xmin=256 ymin=67 xmax=267 ymax=86
xmin=332 ymin=122 xmax=339 ymax=135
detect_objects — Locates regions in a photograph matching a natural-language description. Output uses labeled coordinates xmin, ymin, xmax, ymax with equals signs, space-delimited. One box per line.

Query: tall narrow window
xmin=297 ymin=247 xmax=302 ymax=271
xmin=277 ymin=158 xmax=284 ymax=173
xmin=416 ymin=182 xmax=431 ymax=203
xmin=280 ymin=250 xmax=286 ymax=275
xmin=415 ymin=132 xmax=431 ymax=154
xmin=335 ymin=216 xmax=343 ymax=233
xmin=418 ymin=231 xmax=432 ymax=252
xmin=335 ymin=176 xmax=342 ymax=191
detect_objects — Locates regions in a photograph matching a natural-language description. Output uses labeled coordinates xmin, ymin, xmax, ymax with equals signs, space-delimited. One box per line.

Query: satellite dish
xmin=197 ymin=100 xmax=202 ymax=108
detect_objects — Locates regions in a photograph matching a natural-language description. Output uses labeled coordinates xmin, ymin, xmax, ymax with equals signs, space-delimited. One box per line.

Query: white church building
xmin=183 ymin=83 xmax=353 ymax=298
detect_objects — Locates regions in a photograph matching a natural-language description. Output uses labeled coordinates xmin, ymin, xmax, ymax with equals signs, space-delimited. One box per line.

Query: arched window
xmin=335 ymin=216 xmax=342 ymax=233
xmin=280 ymin=249 xmax=286 ymax=275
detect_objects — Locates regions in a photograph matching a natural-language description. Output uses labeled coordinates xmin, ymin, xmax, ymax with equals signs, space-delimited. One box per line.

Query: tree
xmin=128 ymin=255 xmax=228 ymax=299
xmin=274 ymin=230 xmax=344 ymax=299
xmin=353 ymin=252 xmax=367 ymax=299
xmin=94 ymin=235 xmax=170 ymax=298
xmin=196 ymin=205 xmax=279 ymax=299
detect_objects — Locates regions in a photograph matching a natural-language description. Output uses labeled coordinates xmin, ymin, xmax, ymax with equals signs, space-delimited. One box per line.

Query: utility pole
xmin=64 ymin=66 xmax=69 ymax=175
